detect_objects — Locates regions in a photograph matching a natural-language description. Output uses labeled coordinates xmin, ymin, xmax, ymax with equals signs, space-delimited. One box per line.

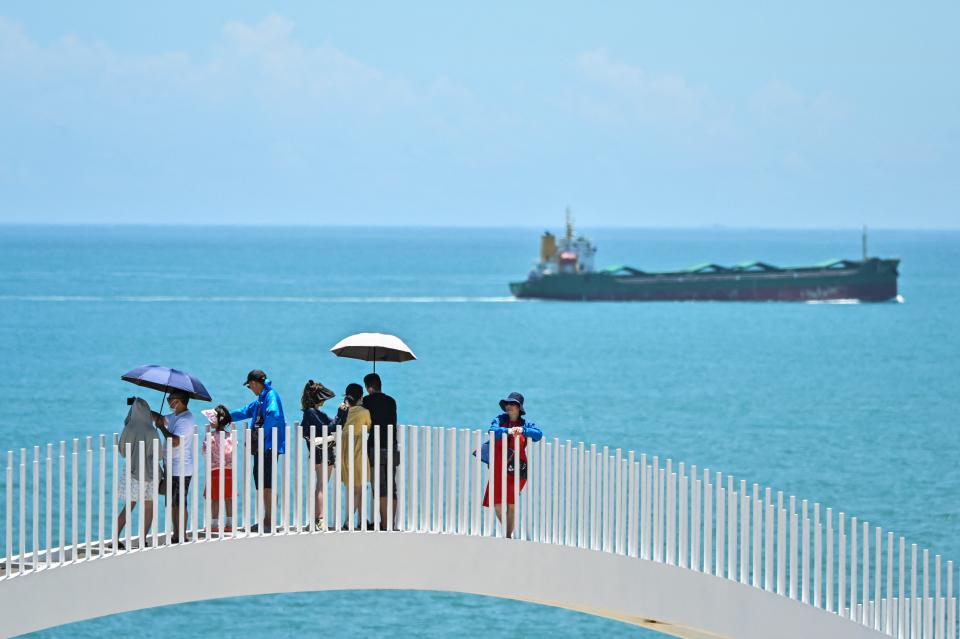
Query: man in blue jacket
xmin=228 ymin=369 xmax=286 ymax=533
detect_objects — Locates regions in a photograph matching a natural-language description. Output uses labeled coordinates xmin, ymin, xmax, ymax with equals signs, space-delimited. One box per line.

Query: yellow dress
xmin=340 ymin=405 xmax=371 ymax=487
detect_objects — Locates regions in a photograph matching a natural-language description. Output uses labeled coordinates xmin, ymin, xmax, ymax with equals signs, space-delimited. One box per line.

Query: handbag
xmin=250 ymin=401 xmax=264 ymax=454
xmin=474 ymin=438 xmax=528 ymax=480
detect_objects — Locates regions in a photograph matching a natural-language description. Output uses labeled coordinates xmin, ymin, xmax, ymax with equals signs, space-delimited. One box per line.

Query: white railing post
xmin=399 ymin=426 xmax=408 ymax=533
xmin=484 ymin=430 xmax=493 ymax=537
xmin=33 ymin=447 xmax=40 ymax=570
xmin=137 ymin=441 xmax=145 ymax=549
xmin=716 ymin=476 xmax=725 ymax=577
xmin=82 ymin=441 xmax=91 ymax=560
xmin=191 ymin=432 xmax=200 ymax=542
xmin=691 ymin=473 xmax=701 ymax=570
xmin=628 ymin=451 xmax=638 ymax=558
xmin=850 ymin=517 xmax=859 ymax=621
xmin=434 ymin=427 xmax=443 ymax=533
xmin=924 ymin=549 xmax=931 ymax=639
xmin=151 ymin=439 xmax=158 ymax=547
xmin=334 ymin=426 xmax=342 ymax=532
xmin=70 ymin=440 xmax=78 ymax=562
xmin=347 ymin=424 xmax=355 ymax=532
xmin=752 ymin=484 xmax=761 ymax=588
xmin=838 ymin=512 xmax=847 ymax=616
xmin=47 ymin=444 xmax=54 ymax=565
xmin=703 ymin=469 xmax=712 ymax=575
xmin=790 ymin=496 xmax=798 ymax=600
xmin=361 ymin=425 xmax=369 ymax=533
xmin=457 ymin=429 xmax=467 ymax=535
xmin=5 ymin=451 xmax=12 ymax=576
xmin=589 ymin=444 xmax=598 ymax=551
xmin=389 ymin=424 xmax=396 ymax=533
xmin=639 ymin=454 xmax=648 ymax=559
xmin=726 ymin=476 xmax=735 ymax=581
xmin=373 ymin=425 xmax=381 ymax=532
xmin=471 ymin=429 xmax=481 ymax=536
xmin=814 ymin=503 xmax=822 ymax=608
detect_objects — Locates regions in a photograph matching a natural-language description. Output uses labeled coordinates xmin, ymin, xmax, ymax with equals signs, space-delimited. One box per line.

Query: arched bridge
xmin=0 ymin=425 xmax=956 ymax=638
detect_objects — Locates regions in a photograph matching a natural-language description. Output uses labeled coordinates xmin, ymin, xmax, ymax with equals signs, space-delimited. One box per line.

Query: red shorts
xmin=204 ymin=468 xmax=234 ymax=500
xmin=482 ymin=477 xmax=527 ymax=507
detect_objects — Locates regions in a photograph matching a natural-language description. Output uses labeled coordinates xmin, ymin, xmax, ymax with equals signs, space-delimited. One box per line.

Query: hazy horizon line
xmin=2 ymin=222 xmax=958 ymax=232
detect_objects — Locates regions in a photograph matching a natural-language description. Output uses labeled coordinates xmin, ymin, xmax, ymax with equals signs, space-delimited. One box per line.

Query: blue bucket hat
xmin=499 ymin=391 xmax=525 ymax=415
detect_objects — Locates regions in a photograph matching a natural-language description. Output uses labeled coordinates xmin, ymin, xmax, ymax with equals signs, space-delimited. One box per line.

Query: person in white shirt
xmin=152 ymin=391 xmax=197 ymax=543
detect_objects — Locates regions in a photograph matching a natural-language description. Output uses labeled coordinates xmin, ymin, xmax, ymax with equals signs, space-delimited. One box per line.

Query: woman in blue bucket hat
xmin=482 ymin=392 xmax=542 ymax=538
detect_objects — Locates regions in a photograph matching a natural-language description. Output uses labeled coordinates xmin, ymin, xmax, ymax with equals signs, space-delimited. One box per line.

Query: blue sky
xmin=0 ymin=2 xmax=957 ymax=228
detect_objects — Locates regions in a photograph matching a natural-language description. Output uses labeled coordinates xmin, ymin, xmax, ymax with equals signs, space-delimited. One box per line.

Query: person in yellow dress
xmin=339 ymin=383 xmax=371 ymax=528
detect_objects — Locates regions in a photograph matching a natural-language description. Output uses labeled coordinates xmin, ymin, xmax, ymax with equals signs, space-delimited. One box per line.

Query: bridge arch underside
xmin=1 ymin=533 xmax=883 ymax=639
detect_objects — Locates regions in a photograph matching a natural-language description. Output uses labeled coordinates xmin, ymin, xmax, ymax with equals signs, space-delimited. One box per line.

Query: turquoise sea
xmin=1 ymin=226 xmax=958 ymax=637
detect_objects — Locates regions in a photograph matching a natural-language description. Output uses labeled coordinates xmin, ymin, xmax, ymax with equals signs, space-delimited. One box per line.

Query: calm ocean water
xmin=1 ymin=226 xmax=958 ymax=638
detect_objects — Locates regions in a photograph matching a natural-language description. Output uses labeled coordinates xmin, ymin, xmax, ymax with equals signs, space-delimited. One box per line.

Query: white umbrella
xmin=329 ymin=332 xmax=417 ymax=371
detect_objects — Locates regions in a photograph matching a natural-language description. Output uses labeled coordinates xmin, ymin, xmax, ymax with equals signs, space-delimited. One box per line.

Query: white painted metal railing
xmin=0 ymin=423 xmax=957 ymax=638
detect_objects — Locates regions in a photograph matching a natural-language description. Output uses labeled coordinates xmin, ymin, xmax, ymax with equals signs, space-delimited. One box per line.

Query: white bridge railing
xmin=1 ymin=423 xmax=957 ymax=638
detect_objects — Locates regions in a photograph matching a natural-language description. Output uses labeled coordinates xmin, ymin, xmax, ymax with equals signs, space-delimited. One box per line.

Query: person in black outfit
xmin=300 ymin=380 xmax=336 ymax=530
xmin=363 ymin=373 xmax=399 ymax=530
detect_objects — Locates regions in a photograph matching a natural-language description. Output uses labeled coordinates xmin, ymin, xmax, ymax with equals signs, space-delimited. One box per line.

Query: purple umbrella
xmin=121 ymin=364 xmax=212 ymax=404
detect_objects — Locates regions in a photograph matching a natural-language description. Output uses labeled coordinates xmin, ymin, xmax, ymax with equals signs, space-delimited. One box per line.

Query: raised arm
xmin=229 ymin=398 xmax=258 ymax=424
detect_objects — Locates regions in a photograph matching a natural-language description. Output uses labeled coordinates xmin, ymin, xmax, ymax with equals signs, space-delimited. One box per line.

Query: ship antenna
xmin=862 ymin=225 xmax=868 ymax=260
xmin=565 ymin=207 xmax=574 ymax=244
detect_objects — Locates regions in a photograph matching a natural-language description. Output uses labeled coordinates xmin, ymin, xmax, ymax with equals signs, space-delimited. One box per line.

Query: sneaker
xmin=314 ymin=518 xmax=327 ymax=532
xmin=250 ymin=524 xmax=272 ymax=534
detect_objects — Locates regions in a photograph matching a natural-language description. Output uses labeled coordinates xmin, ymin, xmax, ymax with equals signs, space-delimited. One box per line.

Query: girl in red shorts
xmin=482 ymin=392 xmax=542 ymax=538
xmin=202 ymin=410 xmax=235 ymax=533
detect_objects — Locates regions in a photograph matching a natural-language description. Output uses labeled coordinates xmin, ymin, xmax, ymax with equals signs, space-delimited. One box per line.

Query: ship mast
xmin=565 ymin=207 xmax=574 ymax=246
xmin=862 ymin=225 xmax=868 ymax=260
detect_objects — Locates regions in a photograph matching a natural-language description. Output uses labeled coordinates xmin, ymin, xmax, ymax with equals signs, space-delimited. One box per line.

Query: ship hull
xmin=510 ymin=259 xmax=899 ymax=302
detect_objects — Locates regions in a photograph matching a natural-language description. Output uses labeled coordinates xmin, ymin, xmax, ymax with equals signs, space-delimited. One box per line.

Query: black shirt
xmin=300 ymin=408 xmax=332 ymax=440
xmin=363 ymin=392 xmax=398 ymax=450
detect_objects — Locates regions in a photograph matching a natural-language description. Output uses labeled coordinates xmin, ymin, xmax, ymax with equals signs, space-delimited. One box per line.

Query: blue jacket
xmin=488 ymin=413 xmax=542 ymax=442
xmin=230 ymin=379 xmax=286 ymax=453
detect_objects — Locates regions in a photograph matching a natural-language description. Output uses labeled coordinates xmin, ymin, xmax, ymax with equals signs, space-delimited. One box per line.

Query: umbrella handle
xmin=157 ymin=391 xmax=167 ymax=415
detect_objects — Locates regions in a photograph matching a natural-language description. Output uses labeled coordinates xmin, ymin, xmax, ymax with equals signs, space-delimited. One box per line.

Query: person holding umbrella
xmin=221 ymin=369 xmax=287 ymax=533
xmin=151 ymin=391 xmax=197 ymax=543
xmin=120 ymin=364 xmax=213 ymax=543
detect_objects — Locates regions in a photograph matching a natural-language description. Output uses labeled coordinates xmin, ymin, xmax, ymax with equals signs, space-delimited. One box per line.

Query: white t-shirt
xmin=165 ymin=410 xmax=197 ymax=476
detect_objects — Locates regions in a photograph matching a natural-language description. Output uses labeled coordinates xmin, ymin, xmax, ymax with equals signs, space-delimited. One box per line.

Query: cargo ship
xmin=510 ymin=215 xmax=900 ymax=302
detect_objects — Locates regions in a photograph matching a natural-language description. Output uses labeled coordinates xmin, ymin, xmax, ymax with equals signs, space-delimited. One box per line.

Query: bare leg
xmin=492 ymin=504 xmax=517 ymax=538
xmin=379 ymin=497 xmax=397 ymax=530
xmin=211 ymin=499 xmax=220 ymax=522
xmin=172 ymin=501 xmax=182 ymax=542
xmin=314 ymin=465 xmax=326 ymax=520
xmin=352 ymin=487 xmax=363 ymax=526
xmin=143 ymin=501 xmax=154 ymax=539
xmin=262 ymin=488 xmax=273 ymax=530
xmin=116 ymin=504 xmax=131 ymax=540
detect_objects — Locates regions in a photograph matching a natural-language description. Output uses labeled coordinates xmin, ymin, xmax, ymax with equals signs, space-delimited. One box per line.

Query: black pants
xmin=170 ymin=476 xmax=192 ymax=506
xmin=367 ymin=447 xmax=399 ymax=498
xmin=252 ymin=452 xmax=275 ymax=489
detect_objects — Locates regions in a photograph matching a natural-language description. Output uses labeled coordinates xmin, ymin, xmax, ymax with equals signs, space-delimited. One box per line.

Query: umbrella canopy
xmin=330 ymin=333 xmax=416 ymax=371
xmin=121 ymin=364 xmax=212 ymax=402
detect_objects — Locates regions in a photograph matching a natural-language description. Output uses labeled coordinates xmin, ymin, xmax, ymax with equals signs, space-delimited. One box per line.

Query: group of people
xmin=116 ymin=368 xmax=542 ymax=544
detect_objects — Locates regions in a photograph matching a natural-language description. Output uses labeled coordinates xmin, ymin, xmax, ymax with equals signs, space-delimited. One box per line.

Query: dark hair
xmin=169 ymin=392 xmax=189 ymax=405
xmin=344 ymin=382 xmax=364 ymax=406
xmin=363 ymin=372 xmax=382 ymax=392
xmin=301 ymin=380 xmax=334 ymax=410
